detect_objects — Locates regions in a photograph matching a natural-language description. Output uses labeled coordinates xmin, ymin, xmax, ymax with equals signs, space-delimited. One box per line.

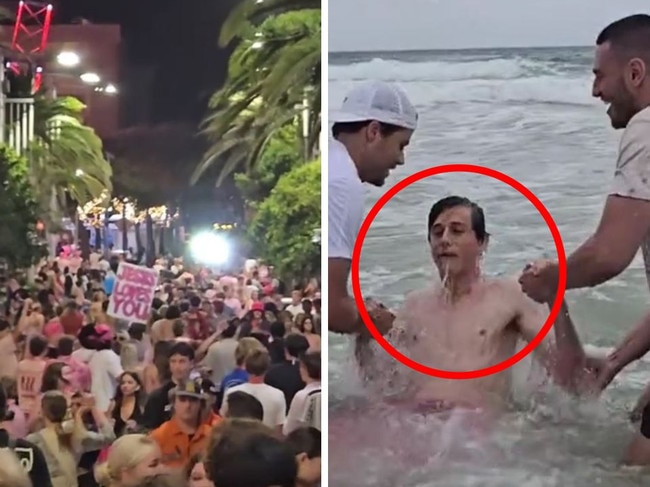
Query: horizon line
xmin=329 ymin=44 xmax=592 ymax=55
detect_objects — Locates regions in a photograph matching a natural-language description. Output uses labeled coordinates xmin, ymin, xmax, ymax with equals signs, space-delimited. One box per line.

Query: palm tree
xmin=194 ymin=7 xmax=320 ymax=186
xmin=28 ymin=95 xmax=112 ymax=256
xmin=218 ymin=0 xmax=320 ymax=44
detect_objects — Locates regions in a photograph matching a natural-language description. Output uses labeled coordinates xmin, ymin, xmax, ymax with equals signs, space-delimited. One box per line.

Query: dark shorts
xmin=640 ymin=403 xmax=650 ymax=438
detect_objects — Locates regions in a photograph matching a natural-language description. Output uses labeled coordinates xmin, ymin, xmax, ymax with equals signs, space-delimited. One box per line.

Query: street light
xmin=56 ymin=51 xmax=80 ymax=67
xmin=80 ymin=72 xmax=100 ymax=84
xmin=104 ymin=84 xmax=117 ymax=94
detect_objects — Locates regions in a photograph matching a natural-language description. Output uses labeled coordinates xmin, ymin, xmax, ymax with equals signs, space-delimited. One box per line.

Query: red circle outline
xmin=350 ymin=164 xmax=567 ymax=380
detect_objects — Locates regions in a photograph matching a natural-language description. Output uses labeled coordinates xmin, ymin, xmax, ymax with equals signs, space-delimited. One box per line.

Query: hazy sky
xmin=328 ymin=0 xmax=650 ymax=52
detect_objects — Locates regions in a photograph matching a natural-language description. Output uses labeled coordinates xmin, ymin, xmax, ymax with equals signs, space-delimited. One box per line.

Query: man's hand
xmin=592 ymin=355 xmax=624 ymax=391
xmin=519 ymin=259 xmax=559 ymax=303
xmin=362 ymin=298 xmax=395 ymax=336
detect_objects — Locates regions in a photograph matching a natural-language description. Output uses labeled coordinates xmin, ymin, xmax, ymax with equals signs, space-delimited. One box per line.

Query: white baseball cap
xmin=330 ymin=81 xmax=418 ymax=130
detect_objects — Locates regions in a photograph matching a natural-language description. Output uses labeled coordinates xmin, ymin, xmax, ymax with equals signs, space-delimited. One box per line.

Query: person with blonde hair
xmin=0 ymin=448 xmax=32 ymax=487
xmin=94 ymin=434 xmax=163 ymax=487
xmin=27 ymin=391 xmax=115 ymax=487
xmin=217 ymin=337 xmax=265 ymax=404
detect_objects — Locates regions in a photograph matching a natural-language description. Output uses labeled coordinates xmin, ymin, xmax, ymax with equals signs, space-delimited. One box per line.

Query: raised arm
xmin=514 ymin=282 xmax=588 ymax=392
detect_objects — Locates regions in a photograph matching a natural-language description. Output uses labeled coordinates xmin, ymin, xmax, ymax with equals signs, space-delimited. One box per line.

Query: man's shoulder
xmin=328 ymin=141 xmax=363 ymax=186
xmin=621 ymin=107 xmax=650 ymax=150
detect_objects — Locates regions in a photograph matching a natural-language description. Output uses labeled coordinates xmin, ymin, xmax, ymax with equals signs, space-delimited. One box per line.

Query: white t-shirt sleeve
xmin=219 ymin=387 xmax=233 ymax=417
xmin=283 ymin=390 xmax=305 ymax=435
xmin=107 ymin=352 xmax=124 ymax=379
xmin=328 ymin=175 xmax=364 ymax=260
xmin=610 ymin=116 xmax=650 ymax=201
xmin=274 ymin=390 xmax=287 ymax=427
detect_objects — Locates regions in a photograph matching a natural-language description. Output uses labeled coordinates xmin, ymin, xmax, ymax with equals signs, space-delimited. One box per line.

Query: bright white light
xmin=57 ymin=51 xmax=80 ymax=67
xmin=104 ymin=83 xmax=117 ymax=94
xmin=251 ymin=41 xmax=264 ymax=49
xmin=190 ymin=232 xmax=230 ymax=266
xmin=80 ymin=72 xmax=100 ymax=84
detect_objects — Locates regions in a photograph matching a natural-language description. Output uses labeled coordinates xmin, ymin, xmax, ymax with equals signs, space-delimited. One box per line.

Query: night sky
xmin=53 ymin=0 xmax=239 ymax=127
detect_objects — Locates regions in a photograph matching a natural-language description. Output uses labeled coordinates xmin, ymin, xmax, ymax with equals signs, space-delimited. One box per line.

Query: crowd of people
xmin=0 ymin=250 xmax=322 ymax=487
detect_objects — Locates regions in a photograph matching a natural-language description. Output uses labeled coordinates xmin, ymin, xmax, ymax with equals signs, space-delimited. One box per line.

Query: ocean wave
xmin=330 ymin=75 xmax=597 ymax=109
xmin=329 ymin=56 xmax=571 ymax=83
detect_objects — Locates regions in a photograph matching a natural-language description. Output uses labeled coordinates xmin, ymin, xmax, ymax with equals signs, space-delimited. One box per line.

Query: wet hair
xmin=332 ymin=120 xmax=403 ymax=138
xmin=596 ymin=14 xmax=650 ymax=61
xmin=226 ymin=391 xmax=264 ymax=421
xmin=427 ymin=195 xmax=488 ymax=243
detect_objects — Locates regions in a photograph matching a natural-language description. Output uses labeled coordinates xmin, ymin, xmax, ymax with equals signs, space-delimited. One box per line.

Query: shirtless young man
xmin=355 ymin=196 xmax=593 ymax=412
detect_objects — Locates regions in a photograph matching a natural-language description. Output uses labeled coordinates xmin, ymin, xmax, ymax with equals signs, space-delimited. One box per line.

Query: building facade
xmin=0 ymin=20 xmax=122 ymax=139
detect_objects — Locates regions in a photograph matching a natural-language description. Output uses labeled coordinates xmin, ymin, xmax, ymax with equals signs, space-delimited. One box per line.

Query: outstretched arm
xmin=354 ymin=305 xmax=416 ymax=398
xmin=515 ymin=284 xmax=589 ymax=393
xmin=593 ymin=311 xmax=650 ymax=390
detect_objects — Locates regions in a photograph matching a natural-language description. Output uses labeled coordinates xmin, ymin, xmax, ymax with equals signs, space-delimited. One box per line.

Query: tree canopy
xmin=29 ymin=95 xmax=112 ymax=225
xmin=0 ymin=147 xmax=47 ymax=269
xmin=194 ymin=7 xmax=320 ymax=186
xmin=248 ymin=159 xmax=320 ymax=279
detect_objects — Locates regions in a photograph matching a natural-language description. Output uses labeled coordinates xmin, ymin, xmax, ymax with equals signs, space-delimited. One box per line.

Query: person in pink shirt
xmin=42 ymin=320 xmax=64 ymax=359
xmin=16 ymin=335 xmax=49 ymax=420
xmin=55 ymin=335 xmax=91 ymax=393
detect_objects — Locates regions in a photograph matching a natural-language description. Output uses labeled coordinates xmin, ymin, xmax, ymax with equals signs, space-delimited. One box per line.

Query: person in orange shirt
xmin=149 ymin=379 xmax=214 ymax=469
xmin=198 ymin=378 xmax=222 ymax=428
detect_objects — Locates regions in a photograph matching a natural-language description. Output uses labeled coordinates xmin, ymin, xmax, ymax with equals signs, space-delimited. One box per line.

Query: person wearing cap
xmin=149 ymin=379 xmax=213 ymax=469
xmin=142 ymin=341 xmax=195 ymax=430
xmin=328 ymin=80 xmax=418 ymax=336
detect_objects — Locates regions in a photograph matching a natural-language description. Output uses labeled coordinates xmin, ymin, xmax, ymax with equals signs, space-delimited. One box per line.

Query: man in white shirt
xmin=518 ymin=14 xmax=650 ymax=465
xmin=284 ymin=290 xmax=305 ymax=317
xmin=220 ymin=348 xmax=286 ymax=433
xmin=328 ymin=81 xmax=418 ymax=335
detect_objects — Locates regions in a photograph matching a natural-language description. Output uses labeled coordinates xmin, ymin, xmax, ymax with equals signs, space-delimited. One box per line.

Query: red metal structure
xmin=9 ymin=1 xmax=54 ymax=92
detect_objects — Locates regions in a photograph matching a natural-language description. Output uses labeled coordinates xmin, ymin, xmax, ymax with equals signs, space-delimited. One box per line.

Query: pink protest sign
xmin=107 ymin=262 xmax=159 ymax=322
